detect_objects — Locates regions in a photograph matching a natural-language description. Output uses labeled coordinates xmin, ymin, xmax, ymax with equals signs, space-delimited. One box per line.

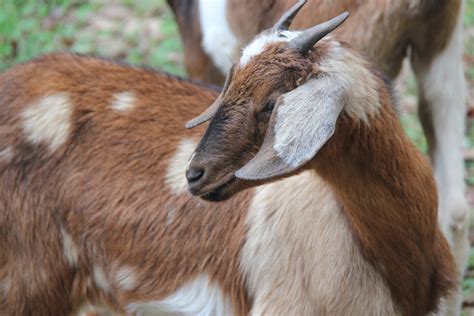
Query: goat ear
xmin=185 ymin=94 xmax=222 ymax=129
xmin=236 ymin=77 xmax=345 ymax=180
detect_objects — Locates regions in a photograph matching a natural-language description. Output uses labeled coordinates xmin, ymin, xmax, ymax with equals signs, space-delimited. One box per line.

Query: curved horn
xmin=185 ymin=65 xmax=236 ymax=129
xmin=185 ymin=94 xmax=222 ymax=129
xmin=273 ymin=0 xmax=307 ymax=31
xmin=288 ymin=12 xmax=349 ymax=54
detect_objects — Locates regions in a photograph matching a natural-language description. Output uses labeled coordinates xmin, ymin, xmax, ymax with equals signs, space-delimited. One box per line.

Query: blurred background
xmin=1 ymin=0 xmax=474 ymax=312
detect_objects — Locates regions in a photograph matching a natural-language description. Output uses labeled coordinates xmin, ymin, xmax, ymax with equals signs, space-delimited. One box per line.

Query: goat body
xmin=169 ymin=1 xmax=469 ymax=313
xmin=185 ymin=11 xmax=457 ymax=313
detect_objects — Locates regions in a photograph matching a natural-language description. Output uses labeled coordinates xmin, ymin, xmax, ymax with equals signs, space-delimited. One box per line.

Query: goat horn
xmin=185 ymin=94 xmax=222 ymax=129
xmin=273 ymin=0 xmax=307 ymax=31
xmin=288 ymin=12 xmax=349 ymax=54
xmin=186 ymin=65 xmax=236 ymax=129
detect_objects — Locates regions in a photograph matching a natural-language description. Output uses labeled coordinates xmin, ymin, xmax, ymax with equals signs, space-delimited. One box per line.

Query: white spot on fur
xmin=408 ymin=0 xmax=423 ymax=10
xmin=0 ymin=147 xmax=13 ymax=163
xmin=127 ymin=274 xmax=232 ymax=316
xmin=61 ymin=228 xmax=78 ymax=267
xmin=241 ymin=171 xmax=396 ymax=314
xmin=317 ymin=40 xmax=380 ymax=121
xmin=186 ymin=152 xmax=195 ymax=173
xmin=77 ymin=304 xmax=118 ymax=316
xmin=93 ymin=266 xmax=111 ymax=292
xmin=116 ymin=266 xmax=136 ymax=291
xmin=22 ymin=93 xmax=72 ymax=152
xmin=165 ymin=139 xmax=198 ymax=195
xmin=0 ymin=278 xmax=11 ymax=297
xmin=165 ymin=201 xmax=175 ymax=226
xmin=199 ymin=0 xmax=239 ymax=74
xmin=111 ymin=91 xmax=136 ymax=112
xmin=240 ymin=30 xmax=299 ymax=67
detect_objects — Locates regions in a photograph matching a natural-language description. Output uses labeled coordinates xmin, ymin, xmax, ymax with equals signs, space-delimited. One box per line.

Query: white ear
xmin=236 ymin=76 xmax=346 ymax=180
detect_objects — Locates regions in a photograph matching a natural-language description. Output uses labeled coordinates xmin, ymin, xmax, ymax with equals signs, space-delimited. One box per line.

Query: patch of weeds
xmin=402 ymin=73 xmax=418 ymax=97
xmin=467 ymin=161 xmax=474 ymax=186
xmin=0 ymin=0 xmax=94 ymax=70
xmin=466 ymin=0 xmax=474 ymax=27
xmin=400 ymin=113 xmax=428 ymax=154
xmin=1 ymin=1 xmax=184 ymax=75
xmin=467 ymin=119 xmax=474 ymax=149
xmin=464 ymin=248 xmax=474 ymax=295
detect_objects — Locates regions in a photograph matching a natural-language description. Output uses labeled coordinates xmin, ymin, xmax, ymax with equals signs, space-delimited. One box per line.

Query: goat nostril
xmin=186 ymin=167 xmax=205 ymax=183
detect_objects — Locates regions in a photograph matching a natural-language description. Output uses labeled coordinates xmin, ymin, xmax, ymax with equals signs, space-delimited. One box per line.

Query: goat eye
xmin=263 ymin=100 xmax=275 ymax=113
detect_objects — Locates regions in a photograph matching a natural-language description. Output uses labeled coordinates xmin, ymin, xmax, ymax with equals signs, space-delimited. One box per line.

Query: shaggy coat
xmin=186 ymin=31 xmax=456 ymax=315
xmin=169 ymin=1 xmax=469 ymax=313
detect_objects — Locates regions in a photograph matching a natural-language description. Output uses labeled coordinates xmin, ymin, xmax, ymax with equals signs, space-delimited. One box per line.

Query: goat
xmin=186 ymin=5 xmax=456 ymax=315
xmin=169 ymin=0 xmax=469 ymax=313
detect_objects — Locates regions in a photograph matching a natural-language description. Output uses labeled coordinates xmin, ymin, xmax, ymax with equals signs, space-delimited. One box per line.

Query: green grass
xmin=466 ymin=0 xmax=474 ymax=27
xmin=0 ymin=0 xmax=72 ymax=69
xmin=0 ymin=0 xmax=184 ymax=74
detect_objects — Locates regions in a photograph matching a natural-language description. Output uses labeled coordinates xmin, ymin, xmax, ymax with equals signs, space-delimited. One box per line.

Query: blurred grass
xmin=0 ymin=0 xmax=184 ymax=74
xmin=0 ymin=0 xmax=71 ymax=68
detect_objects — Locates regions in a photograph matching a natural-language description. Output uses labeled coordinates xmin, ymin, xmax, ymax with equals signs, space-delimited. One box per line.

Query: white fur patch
xmin=317 ymin=40 xmax=380 ymax=121
xmin=93 ymin=266 xmax=111 ymax=292
xmin=115 ymin=266 xmax=136 ymax=291
xmin=408 ymin=0 xmax=423 ymax=10
xmin=126 ymin=274 xmax=232 ymax=316
xmin=61 ymin=228 xmax=79 ymax=267
xmin=165 ymin=139 xmax=198 ymax=195
xmin=110 ymin=91 xmax=136 ymax=112
xmin=76 ymin=304 xmax=119 ymax=316
xmin=0 ymin=278 xmax=11 ymax=297
xmin=240 ymin=30 xmax=298 ymax=67
xmin=241 ymin=171 xmax=396 ymax=314
xmin=22 ymin=93 xmax=72 ymax=152
xmin=164 ymin=201 xmax=176 ymax=226
xmin=198 ymin=0 xmax=239 ymax=74
xmin=0 ymin=147 xmax=13 ymax=163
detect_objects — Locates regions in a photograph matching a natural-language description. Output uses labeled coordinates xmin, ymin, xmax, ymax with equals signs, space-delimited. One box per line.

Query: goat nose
xmin=186 ymin=166 xmax=205 ymax=183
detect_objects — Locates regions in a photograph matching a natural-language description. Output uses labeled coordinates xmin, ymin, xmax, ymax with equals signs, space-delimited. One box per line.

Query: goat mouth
xmin=200 ymin=176 xmax=237 ymax=202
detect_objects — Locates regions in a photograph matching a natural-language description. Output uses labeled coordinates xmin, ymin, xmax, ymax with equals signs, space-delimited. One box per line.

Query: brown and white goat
xmin=186 ymin=8 xmax=456 ymax=316
xmin=168 ymin=1 xmax=469 ymax=313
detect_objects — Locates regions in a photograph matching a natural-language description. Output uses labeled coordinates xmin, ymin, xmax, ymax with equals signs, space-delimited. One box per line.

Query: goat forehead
xmin=240 ymin=30 xmax=300 ymax=67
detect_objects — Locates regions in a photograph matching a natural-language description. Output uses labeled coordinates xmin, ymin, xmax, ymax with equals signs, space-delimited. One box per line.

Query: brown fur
xmin=312 ymin=79 xmax=456 ymax=315
xmin=189 ymin=40 xmax=456 ymax=314
xmin=0 ymin=53 xmax=251 ymax=315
